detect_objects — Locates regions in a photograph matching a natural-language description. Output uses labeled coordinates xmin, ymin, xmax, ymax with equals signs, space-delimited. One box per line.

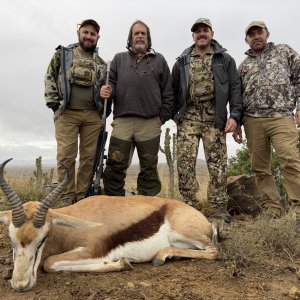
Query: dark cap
xmin=78 ymin=19 xmax=100 ymax=33
xmin=191 ymin=18 xmax=212 ymax=32
xmin=245 ymin=21 xmax=267 ymax=36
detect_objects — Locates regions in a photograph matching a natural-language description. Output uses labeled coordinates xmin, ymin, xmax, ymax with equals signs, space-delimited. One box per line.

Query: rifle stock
xmin=85 ymin=61 xmax=111 ymax=197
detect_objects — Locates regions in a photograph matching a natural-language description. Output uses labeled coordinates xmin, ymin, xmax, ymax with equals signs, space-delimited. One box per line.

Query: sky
xmin=1 ymin=0 xmax=299 ymax=166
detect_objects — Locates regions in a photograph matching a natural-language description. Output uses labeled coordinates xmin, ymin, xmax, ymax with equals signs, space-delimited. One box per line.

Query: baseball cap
xmin=78 ymin=19 xmax=100 ymax=33
xmin=191 ymin=18 xmax=212 ymax=32
xmin=245 ymin=21 xmax=267 ymax=35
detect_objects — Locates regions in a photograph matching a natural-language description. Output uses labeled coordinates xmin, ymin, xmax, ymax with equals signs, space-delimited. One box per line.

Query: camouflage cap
xmin=78 ymin=19 xmax=100 ymax=33
xmin=245 ymin=21 xmax=267 ymax=36
xmin=191 ymin=18 xmax=212 ymax=32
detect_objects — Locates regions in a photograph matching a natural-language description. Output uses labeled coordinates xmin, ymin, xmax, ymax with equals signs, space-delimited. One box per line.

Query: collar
xmin=190 ymin=46 xmax=214 ymax=57
xmin=245 ymin=42 xmax=274 ymax=57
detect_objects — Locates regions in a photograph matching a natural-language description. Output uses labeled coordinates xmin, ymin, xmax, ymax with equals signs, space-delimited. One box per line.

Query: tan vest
xmin=68 ymin=47 xmax=96 ymax=87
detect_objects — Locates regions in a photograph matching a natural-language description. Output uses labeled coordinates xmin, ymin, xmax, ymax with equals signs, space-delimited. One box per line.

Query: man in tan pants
xmin=44 ymin=19 xmax=107 ymax=203
xmin=234 ymin=21 xmax=300 ymax=232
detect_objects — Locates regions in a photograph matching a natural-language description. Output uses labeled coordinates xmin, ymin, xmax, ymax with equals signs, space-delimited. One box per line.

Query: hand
xmin=232 ymin=127 xmax=243 ymax=144
xmin=295 ymin=111 xmax=300 ymax=128
xmin=100 ymin=85 xmax=112 ymax=99
xmin=155 ymin=116 xmax=162 ymax=125
xmin=224 ymin=118 xmax=237 ymax=133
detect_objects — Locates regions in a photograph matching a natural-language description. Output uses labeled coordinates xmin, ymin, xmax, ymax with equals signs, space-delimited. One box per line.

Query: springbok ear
xmin=0 ymin=211 xmax=10 ymax=225
xmin=49 ymin=211 xmax=102 ymax=228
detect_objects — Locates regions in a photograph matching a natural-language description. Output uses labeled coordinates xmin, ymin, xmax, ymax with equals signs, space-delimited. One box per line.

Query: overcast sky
xmin=1 ymin=0 xmax=299 ymax=166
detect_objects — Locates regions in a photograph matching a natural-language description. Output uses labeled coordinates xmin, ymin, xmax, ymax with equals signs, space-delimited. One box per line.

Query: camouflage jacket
xmin=172 ymin=40 xmax=242 ymax=130
xmin=44 ymin=43 xmax=108 ymax=115
xmin=239 ymin=42 xmax=300 ymax=117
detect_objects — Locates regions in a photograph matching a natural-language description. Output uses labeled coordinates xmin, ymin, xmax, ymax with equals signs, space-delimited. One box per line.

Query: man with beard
xmin=100 ymin=20 xmax=173 ymax=196
xmin=44 ymin=19 xmax=107 ymax=204
xmin=172 ymin=18 xmax=242 ymax=222
xmin=233 ymin=21 xmax=300 ymax=228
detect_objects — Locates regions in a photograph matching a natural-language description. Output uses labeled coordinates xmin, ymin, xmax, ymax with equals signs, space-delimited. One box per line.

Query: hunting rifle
xmin=85 ymin=61 xmax=111 ymax=197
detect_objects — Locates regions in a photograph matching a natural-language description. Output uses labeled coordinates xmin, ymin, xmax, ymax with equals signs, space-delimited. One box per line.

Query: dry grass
xmin=0 ymin=173 xmax=49 ymax=210
xmin=220 ymin=213 xmax=300 ymax=275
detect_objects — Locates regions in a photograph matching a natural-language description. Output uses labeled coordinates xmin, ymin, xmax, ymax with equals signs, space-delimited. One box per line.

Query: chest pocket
xmin=68 ymin=49 xmax=96 ymax=87
xmin=212 ymin=62 xmax=228 ymax=84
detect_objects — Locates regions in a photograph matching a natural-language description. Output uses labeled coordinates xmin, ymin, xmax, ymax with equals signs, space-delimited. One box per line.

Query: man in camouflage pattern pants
xmin=234 ymin=21 xmax=300 ymax=231
xmin=44 ymin=19 xmax=107 ymax=204
xmin=172 ymin=18 xmax=242 ymax=222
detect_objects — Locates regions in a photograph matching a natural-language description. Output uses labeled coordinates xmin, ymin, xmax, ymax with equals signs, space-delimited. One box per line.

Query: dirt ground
xmin=0 ymin=222 xmax=299 ymax=300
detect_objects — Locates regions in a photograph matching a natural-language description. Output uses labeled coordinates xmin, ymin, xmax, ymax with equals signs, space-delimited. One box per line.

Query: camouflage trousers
xmin=177 ymin=117 xmax=228 ymax=208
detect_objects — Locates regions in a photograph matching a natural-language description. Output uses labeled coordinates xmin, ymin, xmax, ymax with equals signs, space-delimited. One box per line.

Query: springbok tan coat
xmin=0 ymin=159 xmax=219 ymax=292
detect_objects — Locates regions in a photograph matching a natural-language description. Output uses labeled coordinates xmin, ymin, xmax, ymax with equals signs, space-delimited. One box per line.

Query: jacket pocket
xmin=213 ymin=64 xmax=228 ymax=84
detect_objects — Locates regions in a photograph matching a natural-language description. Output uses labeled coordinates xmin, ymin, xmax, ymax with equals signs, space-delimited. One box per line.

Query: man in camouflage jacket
xmin=172 ymin=18 xmax=242 ymax=222
xmin=234 ymin=21 xmax=300 ymax=230
xmin=44 ymin=19 xmax=107 ymax=204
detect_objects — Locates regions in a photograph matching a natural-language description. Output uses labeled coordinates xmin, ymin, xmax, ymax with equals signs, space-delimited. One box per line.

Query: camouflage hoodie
xmin=44 ymin=43 xmax=107 ymax=115
xmin=239 ymin=42 xmax=300 ymax=117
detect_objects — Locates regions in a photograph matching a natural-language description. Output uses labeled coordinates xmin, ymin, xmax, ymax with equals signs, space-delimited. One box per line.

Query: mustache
xmin=197 ymin=35 xmax=208 ymax=40
xmin=82 ymin=37 xmax=94 ymax=43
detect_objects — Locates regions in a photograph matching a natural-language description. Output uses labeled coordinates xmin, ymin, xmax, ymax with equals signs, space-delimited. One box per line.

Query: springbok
xmin=0 ymin=159 xmax=219 ymax=292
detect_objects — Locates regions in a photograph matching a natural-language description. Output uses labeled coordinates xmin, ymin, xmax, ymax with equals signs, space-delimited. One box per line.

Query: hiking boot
xmin=57 ymin=195 xmax=75 ymax=207
xmin=203 ymin=205 xmax=232 ymax=224
xmin=295 ymin=219 xmax=300 ymax=234
xmin=183 ymin=197 xmax=201 ymax=211
xmin=75 ymin=194 xmax=85 ymax=203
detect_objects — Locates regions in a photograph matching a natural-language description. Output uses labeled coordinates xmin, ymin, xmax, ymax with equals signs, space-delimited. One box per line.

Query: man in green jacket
xmin=44 ymin=19 xmax=107 ymax=204
xmin=172 ymin=18 xmax=242 ymax=222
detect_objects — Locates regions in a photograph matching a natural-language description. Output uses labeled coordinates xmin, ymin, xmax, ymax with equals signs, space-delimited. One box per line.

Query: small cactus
xmin=160 ymin=128 xmax=176 ymax=198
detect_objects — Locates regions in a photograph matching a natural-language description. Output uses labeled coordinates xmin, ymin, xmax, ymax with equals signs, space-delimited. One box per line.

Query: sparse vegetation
xmin=33 ymin=156 xmax=54 ymax=187
xmin=159 ymin=128 xmax=176 ymax=198
xmin=228 ymin=130 xmax=300 ymax=210
xmin=221 ymin=213 xmax=300 ymax=275
xmin=0 ymin=156 xmax=54 ymax=210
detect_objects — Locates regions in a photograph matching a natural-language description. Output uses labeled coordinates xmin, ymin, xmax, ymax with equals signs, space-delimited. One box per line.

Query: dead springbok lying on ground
xmin=0 ymin=159 xmax=219 ymax=292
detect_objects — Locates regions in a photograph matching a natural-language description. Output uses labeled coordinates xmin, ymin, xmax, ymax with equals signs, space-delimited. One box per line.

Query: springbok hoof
xmin=152 ymin=258 xmax=165 ymax=266
xmin=121 ymin=258 xmax=133 ymax=270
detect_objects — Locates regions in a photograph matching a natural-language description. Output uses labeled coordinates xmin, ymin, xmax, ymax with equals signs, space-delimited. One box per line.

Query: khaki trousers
xmin=244 ymin=116 xmax=300 ymax=212
xmin=55 ymin=109 xmax=101 ymax=201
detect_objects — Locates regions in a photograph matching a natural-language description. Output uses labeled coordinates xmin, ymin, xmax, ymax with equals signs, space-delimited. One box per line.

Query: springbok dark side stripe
xmin=33 ymin=234 xmax=48 ymax=271
xmin=98 ymin=204 xmax=168 ymax=257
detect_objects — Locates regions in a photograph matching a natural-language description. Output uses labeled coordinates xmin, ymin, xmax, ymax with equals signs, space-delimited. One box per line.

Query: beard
xmin=132 ymin=41 xmax=148 ymax=53
xmin=79 ymin=38 xmax=97 ymax=52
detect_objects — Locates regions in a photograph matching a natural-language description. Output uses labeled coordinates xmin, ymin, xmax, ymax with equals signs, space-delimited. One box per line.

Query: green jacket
xmin=44 ymin=43 xmax=108 ymax=115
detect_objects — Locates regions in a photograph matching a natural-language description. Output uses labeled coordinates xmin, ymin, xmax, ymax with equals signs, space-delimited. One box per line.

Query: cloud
xmin=1 ymin=0 xmax=299 ymax=166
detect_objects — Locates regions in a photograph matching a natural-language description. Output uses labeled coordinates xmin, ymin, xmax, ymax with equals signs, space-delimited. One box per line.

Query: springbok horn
xmin=33 ymin=165 xmax=69 ymax=228
xmin=0 ymin=159 xmax=25 ymax=227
